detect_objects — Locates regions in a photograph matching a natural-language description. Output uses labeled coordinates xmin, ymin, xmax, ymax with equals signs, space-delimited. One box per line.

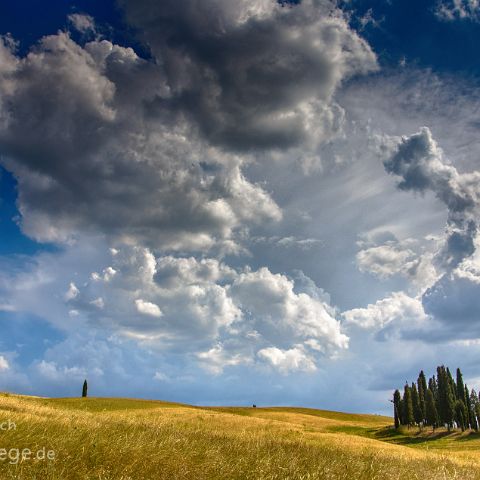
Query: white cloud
xmin=0 ymin=356 xmax=9 ymax=372
xmin=153 ymin=371 xmax=169 ymax=381
xmin=3 ymin=242 xmax=348 ymax=374
xmin=355 ymin=234 xmax=439 ymax=290
xmin=257 ymin=346 xmax=317 ymax=374
xmin=253 ymin=236 xmax=322 ymax=250
xmin=343 ymin=292 xmax=428 ymax=330
xmin=135 ymin=299 xmax=163 ymax=318
xmin=64 ymin=282 xmax=79 ymax=301
xmin=356 ymin=244 xmax=417 ymax=279
xmin=197 ymin=344 xmax=252 ymax=375
xmin=68 ymin=13 xmax=96 ymax=34
xmin=35 ymin=360 xmax=86 ymax=381
xmin=90 ymin=297 xmax=105 ymax=309
xmin=436 ymin=0 xmax=480 ymax=21
xmin=93 ymin=267 xmax=116 ymax=282
xmin=231 ymin=267 xmax=349 ymax=352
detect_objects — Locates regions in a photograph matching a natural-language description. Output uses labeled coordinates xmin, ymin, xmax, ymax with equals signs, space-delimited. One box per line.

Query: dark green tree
xmin=455 ymin=400 xmax=466 ymax=431
xmin=429 ymin=375 xmax=439 ymax=416
xmin=447 ymin=367 xmax=457 ymax=401
xmin=429 ymin=376 xmax=438 ymax=400
xmin=393 ymin=389 xmax=402 ymax=429
xmin=437 ymin=366 xmax=455 ymax=430
xmin=476 ymin=402 xmax=480 ymax=432
xmin=412 ymin=382 xmax=422 ymax=427
xmin=417 ymin=370 xmax=427 ymax=423
xmin=436 ymin=366 xmax=446 ymax=424
xmin=465 ymin=385 xmax=473 ymax=430
xmin=456 ymin=368 xmax=465 ymax=404
xmin=425 ymin=388 xmax=438 ymax=431
xmin=403 ymin=383 xmax=414 ymax=428
xmin=471 ymin=389 xmax=479 ymax=431
xmin=82 ymin=379 xmax=88 ymax=398
xmin=399 ymin=398 xmax=405 ymax=425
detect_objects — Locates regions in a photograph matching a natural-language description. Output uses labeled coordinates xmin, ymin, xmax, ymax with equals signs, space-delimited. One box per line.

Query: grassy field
xmin=0 ymin=394 xmax=479 ymax=479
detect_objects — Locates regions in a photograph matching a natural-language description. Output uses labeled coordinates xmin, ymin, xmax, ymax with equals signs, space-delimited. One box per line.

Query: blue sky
xmin=0 ymin=0 xmax=480 ymax=414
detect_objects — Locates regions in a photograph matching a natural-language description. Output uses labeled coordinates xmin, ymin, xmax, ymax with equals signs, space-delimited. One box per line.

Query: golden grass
xmin=0 ymin=393 xmax=478 ymax=479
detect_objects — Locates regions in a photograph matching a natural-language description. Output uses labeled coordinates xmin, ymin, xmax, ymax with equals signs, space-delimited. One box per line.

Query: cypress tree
xmin=455 ymin=400 xmax=466 ymax=431
xmin=447 ymin=367 xmax=457 ymax=401
xmin=393 ymin=389 xmax=401 ymax=428
xmin=471 ymin=389 xmax=479 ymax=431
xmin=429 ymin=376 xmax=438 ymax=399
xmin=82 ymin=379 xmax=88 ymax=398
xmin=411 ymin=382 xmax=422 ymax=427
xmin=418 ymin=371 xmax=427 ymax=424
xmin=399 ymin=397 xmax=405 ymax=425
xmin=456 ymin=368 xmax=465 ymax=404
xmin=465 ymin=385 xmax=472 ymax=430
xmin=476 ymin=402 xmax=480 ymax=432
xmin=436 ymin=366 xmax=446 ymax=425
xmin=425 ymin=388 xmax=438 ymax=431
xmin=430 ymin=375 xmax=439 ymax=415
xmin=445 ymin=375 xmax=456 ymax=430
xmin=437 ymin=366 xmax=455 ymax=430
xmin=403 ymin=384 xmax=414 ymax=428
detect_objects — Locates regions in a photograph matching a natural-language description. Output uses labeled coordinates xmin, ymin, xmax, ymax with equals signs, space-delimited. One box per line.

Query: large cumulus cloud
xmin=343 ymin=291 xmax=429 ymax=340
xmin=61 ymin=246 xmax=348 ymax=372
xmin=381 ymin=127 xmax=480 ymax=340
xmin=0 ymin=32 xmax=280 ymax=250
xmin=0 ymin=1 xmax=377 ymax=250
xmin=119 ymin=0 xmax=377 ymax=152
xmin=384 ymin=126 xmax=480 ymax=270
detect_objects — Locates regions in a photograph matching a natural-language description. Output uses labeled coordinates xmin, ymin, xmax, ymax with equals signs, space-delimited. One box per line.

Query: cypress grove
xmin=393 ymin=366 xmax=480 ymax=432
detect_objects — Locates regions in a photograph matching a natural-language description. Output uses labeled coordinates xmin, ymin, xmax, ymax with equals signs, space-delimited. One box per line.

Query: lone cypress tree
xmin=403 ymin=384 xmax=414 ymax=428
xmin=82 ymin=379 xmax=88 ymax=398
xmin=393 ymin=389 xmax=401 ymax=429
xmin=425 ymin=388 xmax=438 ymax=431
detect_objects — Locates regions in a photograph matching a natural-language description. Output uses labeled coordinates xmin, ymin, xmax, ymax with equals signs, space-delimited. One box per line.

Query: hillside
xmin=0 ymin=394 xmax=479 ymax=479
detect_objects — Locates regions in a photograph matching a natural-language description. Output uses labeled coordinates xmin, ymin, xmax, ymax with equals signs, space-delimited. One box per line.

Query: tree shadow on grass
xmin=455 ymin=430 xmax=480 ymax=442
xmin=374 ymin=426 xmax=480 ymax=446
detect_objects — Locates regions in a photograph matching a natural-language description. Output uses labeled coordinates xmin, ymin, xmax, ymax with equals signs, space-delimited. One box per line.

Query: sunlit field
xmin=0 ymin=394 xmax=479 ymax=479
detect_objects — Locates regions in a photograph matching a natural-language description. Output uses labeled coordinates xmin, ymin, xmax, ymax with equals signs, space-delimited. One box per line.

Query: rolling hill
xmin=0 ymin=393 xmax=479 ymax=479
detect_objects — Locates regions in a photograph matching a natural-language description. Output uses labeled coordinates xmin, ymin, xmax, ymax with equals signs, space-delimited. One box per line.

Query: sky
xmin=0 ymin=0 xmax=480 ymax=415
